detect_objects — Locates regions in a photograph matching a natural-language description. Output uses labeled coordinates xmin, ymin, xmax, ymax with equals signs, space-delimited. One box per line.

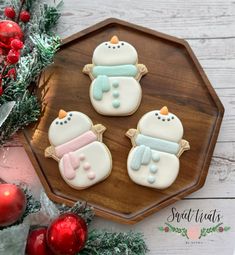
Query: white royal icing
xmin=127 ymin=108 xmax=185 ymax=189
xmin=138 ymin=110 xmax=183 ymax=143
xmin=85 ymin=37 xmax=146 ymax=116
xmin=49 ymin=111 xmax=92 ymax=147
xmin=59 ymin=141 xmax=112 ymax=189
xmin=92 ymin=41 xmax=138 ymax=66
xmin=47 ymin=111 xmax=112 ymax=189
xmin=90 ymin=77 xmax=141 ymax=116
xmin=127 ymin=148 xmax=179 ymax=189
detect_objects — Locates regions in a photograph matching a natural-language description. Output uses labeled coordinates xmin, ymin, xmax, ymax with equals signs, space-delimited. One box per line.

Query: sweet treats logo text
xmin=158 ymin=207 xmax=230 ymax=240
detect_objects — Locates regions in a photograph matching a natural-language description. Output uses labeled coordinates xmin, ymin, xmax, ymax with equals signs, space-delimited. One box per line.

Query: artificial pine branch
xmin=57 ymin=201 xmax=95 ymax=225
xmin=79 ymin=230 xmax=148 ymax=255
xmin=0 ymin=1 xmax=61 ymax=145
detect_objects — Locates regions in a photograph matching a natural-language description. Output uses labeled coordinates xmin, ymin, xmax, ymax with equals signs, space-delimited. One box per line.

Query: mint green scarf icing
xmin=130 ymin=134 xmax=180 ymax=171
xmin=136 ymin=134 xmax=180 ymax=155
xmin=92 ymin=65 xmax=138 ymax=78
xmin=92 ymin=65 xmax=137 ymax=106
xmin=93 ymin=75 xmax=110 ymax=100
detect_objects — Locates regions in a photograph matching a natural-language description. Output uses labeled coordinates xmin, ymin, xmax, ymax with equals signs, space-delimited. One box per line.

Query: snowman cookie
xmin=83 ymin=35 xmax=148 ymax=116
xmin=126 ymin=106 xmax=190 ymax=189
xmin=45 ymin=110 xmax=112 ymax=189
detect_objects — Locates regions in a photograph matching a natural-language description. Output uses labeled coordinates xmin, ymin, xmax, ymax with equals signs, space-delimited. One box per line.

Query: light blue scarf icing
xmin=93 ymin=75 xmax=110 ymax=100
xmin=136 ymin=134 xmax=180 ymax=154
xmin=92 ymin=65 xmax=138 ymax=78
xmin=130 ymin=134 xmax=180 ymax=171
xmin=92 ymin=65 xmax=137 ymax=108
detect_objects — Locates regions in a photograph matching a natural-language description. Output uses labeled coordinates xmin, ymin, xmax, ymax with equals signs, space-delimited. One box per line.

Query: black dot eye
xmin=68 ymin=117 xmax=71 ymax=121
xmin=117 ymin=45 xmax=120 ymax=48
xmin=155 ymin=113 xmax=158 ymax=116
xmin=121 ymin=42 xmax=124 ymax=45
xmin=105 ymin=43 xmax=108 ymax=45
xmin=60 ymin=122 xmax=63 ymax=125
xmin=69 ymin=113 xmax=72 ymax=117
xmin=171 ymin=116 xmax=174 ymax=119
xmin=113 ymin=46 xmax=115 ymax=49
xmin=158 ymin=116 xmax=161 ymax=119
xmin=64 ymin=121 xmax=67 ymax=124
xmin=167 ymin=118 xmax=170 ymax=121
xmin=162 ymin=119 xmax=165 ymax=121
xmin=56 ymin=121 xmax=59 ymax=125
xmin=108 ymin=46 xmax=111 ymax=48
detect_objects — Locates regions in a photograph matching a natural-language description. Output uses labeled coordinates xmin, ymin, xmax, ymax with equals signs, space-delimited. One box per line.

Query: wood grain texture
xmin=53 ymin=0 xmax=235 ymax=39
xmin=21 ymin=19 xmax=224 ymax=224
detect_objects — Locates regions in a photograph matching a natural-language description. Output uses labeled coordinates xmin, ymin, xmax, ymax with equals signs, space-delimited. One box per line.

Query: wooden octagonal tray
xmin=22 ymin=18 xmax=224 ymax=224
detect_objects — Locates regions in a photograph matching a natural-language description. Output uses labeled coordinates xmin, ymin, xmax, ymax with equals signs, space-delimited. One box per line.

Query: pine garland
xmin=0 ymin=1 xmax=61 ymax=145
xmin=80 ymin=230 xmax=148 ymax=255
xmin=57 ymin=201 xmax=95 ymax=225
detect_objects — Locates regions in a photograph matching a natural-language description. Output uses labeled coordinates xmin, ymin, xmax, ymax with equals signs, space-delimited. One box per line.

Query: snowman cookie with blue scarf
xmin=126 ymin=106 xmax=190 ymax=189
xmin=83 ymin=35 xmax=148 ymax=116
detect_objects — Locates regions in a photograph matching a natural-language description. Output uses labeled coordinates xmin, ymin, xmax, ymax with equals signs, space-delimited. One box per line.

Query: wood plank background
xmin=0 ymin=0 xmax=235 ymax=254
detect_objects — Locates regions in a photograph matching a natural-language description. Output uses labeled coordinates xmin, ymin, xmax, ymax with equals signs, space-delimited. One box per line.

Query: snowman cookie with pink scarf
xmin=45 ymin=110 xmax=112 ymax=189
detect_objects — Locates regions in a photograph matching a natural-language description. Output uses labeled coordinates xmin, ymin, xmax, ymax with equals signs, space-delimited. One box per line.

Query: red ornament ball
xmin=4 ymin=7 xmax=16 ymax=19
xmin=0 ymin=20 xmax=23 ymax=54
xmin=0 ymin=183 xmax=26 ymax=227
xmin=11 ymin=39 xmax=24 ymax=50
xmin=47 ymin=213 xmax=87 ymax=255
xmin=26 ymin=227 xmax=54 ymax=255
xmin=7 ymin=49 xmax=20 ymax=64
xmin=20 ymin=11 xmax=30 ymax=23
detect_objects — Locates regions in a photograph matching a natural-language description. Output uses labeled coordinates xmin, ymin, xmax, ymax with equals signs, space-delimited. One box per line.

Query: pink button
xmin=87 ymin=171 xmax=96 ymax=180
xmin=83 ymin=162 xmax=91 ymax=170
xmin=79 ymin=153 xmax=85 ymax=161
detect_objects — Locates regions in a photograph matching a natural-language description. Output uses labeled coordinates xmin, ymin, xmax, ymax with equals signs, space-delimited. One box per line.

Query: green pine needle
xmin=79 ymin=230 xmax=148 ymax=255
xmin=0 ymin=1 xmax=61 ymax=145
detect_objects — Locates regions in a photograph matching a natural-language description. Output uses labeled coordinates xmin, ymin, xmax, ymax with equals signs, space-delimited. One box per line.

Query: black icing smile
xmin=105 ymin=42 xmax=125 ymax=49
xmin=155 ymin=112 xmax=174 ymax=122
xmin=56 ymin=113 xmax=73 ymax=125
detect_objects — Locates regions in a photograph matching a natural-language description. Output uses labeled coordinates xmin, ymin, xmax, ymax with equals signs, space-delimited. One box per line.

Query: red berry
xmin=164 ymin=227 xmax=169 ymax=232
xmin=20 ymin=11 xmax=30 ymax=23
xmin=10 ymin=39 xmax=24 ymax=50
xmin=7 ymin=68 xmax=16 ymax=80
xmin=7 ymin=49 xmax=20 ymax=64
xmin=0 ymin=86 xmax=3 ymax=96
xmin=219 ymin=227 xmax=224 ymax=232
xmin=4 ymin=7 xmax=16 ymax=19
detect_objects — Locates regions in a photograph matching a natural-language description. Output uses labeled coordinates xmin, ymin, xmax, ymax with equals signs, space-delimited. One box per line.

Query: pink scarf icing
xmin=55 ymin=131 xmax=97 ymax=180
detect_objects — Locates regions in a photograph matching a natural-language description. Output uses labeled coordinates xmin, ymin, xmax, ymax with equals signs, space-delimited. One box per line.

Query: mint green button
xmin=112 ymin=99 xmax=120 ymax=108
xmin=149 ymin=164 xmax=158 ymax=173
xmin=112 ymin=80 xmax=119 ymax=88
xmin=112 ymin=90 xmax=119 ymax=98
xmin=147 ymin=175 xmax=156 ymax=184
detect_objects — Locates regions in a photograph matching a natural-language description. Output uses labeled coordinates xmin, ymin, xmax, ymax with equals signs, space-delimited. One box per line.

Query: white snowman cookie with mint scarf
xmin=45 ymin=110 xmax=112 ymax=189
xmin=126 ymin=106 xmax=190 ymax=189
xmin=83 ymin=35 xmax=148 ymax=116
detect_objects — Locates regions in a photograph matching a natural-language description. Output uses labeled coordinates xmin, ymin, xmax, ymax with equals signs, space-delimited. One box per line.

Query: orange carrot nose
xmin=160 ymin=106 xmax=169 ymax=115
xmin=110 ymin=35 xmax=119 ymax=44
xmin=58 ymin=109 xmax=67 ymax=119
